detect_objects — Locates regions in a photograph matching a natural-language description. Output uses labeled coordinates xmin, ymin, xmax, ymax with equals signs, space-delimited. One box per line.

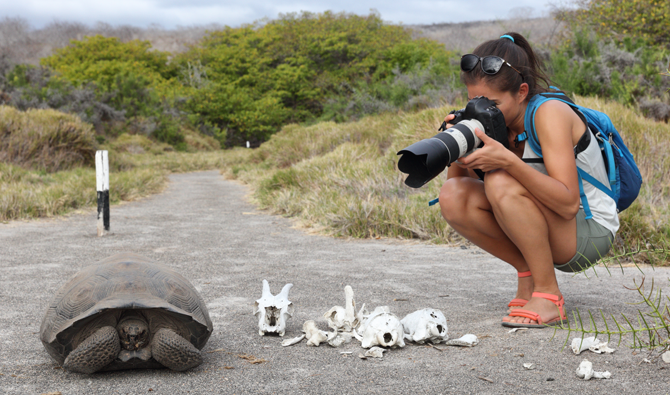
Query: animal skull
xmin=400 ymin=308 xmax=449 ymax=344
xmin=323 ymin=285 xmax=366 ymax=332
xmin=253 ymin=280 xmax=294 ymax=336
xmin=354 ymin=306 xmax=405 ymax=349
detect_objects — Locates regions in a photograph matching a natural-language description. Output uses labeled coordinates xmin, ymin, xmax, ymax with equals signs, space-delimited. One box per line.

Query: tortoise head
xmin=116 ymin=316 xmax=150 ymax=351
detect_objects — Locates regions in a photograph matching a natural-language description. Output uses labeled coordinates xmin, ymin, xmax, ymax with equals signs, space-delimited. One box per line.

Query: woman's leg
xmin=439 ymin=177 xmax=534 ymax=305
xmin=483 ymin=169 xmax=577 ymax=325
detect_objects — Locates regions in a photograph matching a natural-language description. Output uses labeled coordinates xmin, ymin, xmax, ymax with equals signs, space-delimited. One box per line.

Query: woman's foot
xmin=507 ymin=271 xmax=533 ymax=313
xmin=502 ymin=291 xmax=567 ymax=327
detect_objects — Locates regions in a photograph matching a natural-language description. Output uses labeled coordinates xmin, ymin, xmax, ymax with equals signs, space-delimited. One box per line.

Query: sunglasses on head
xmin=461 ymin=54 xmax=523 ymax=80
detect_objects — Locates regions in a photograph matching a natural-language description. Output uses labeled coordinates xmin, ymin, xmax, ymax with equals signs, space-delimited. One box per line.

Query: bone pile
xmin=253 ymin=282 xmax=478 ymax=357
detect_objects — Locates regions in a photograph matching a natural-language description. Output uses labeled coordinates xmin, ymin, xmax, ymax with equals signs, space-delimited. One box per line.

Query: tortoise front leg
xmin=63 ymin=326 xmax=120 ymax=374
xmin=151 ymin=328 xmax=202 ymax=371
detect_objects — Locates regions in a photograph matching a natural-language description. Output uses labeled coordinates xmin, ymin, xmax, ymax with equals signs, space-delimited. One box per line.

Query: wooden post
xmin=96 ymin=150 xmax=109 ymax=236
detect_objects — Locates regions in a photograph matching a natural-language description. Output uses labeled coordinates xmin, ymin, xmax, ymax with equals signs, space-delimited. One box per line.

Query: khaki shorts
xmin=554 ymin=209 xmax=615 ymax=273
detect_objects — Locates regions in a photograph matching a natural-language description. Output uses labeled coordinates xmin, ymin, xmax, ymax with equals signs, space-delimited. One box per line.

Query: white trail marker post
xmin=96 ymin=150 xmax=110 ymax=236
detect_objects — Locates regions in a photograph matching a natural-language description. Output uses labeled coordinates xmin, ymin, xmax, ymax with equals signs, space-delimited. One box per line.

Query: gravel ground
xmin=1 ymin=170 xmax=668 ymax=394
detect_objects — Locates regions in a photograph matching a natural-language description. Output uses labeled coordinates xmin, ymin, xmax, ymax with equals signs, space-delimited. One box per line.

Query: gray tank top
xmin=522 ymin=128 xmax=619 ymax=236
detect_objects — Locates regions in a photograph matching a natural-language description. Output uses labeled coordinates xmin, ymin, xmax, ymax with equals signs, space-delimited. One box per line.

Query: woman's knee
xmin=439 ymin=178 xmax=480 ymax=224
xmin=484 ymin=170 xmax=525 ymax=208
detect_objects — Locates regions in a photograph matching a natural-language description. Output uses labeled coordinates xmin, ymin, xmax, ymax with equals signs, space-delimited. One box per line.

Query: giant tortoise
xmin=39 ymin=252 xmax=213 ymax=374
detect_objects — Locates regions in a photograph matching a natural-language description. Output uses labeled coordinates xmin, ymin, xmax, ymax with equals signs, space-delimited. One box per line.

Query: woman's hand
xmin=443 ymin=113 xmax=456 ymax=129
xmin=456 ymin=128 xmax=515 ymax=173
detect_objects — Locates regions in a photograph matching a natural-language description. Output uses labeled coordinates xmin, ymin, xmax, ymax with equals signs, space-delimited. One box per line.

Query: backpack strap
xmin=523 ymin=91 xmax=597 ymax=219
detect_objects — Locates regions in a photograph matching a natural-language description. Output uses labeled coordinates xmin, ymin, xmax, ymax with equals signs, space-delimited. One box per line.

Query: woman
xmin=439 ymin=33 xmax=619 ymax=328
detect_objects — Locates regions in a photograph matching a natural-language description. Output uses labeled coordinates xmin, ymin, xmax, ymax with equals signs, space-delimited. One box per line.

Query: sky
xmin=0 ymin=0 xmax=560 ymax=29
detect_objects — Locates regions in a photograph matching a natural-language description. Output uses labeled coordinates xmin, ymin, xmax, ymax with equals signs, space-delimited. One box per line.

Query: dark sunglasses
xmin=461 ymin=54 xmax=524 ymax=80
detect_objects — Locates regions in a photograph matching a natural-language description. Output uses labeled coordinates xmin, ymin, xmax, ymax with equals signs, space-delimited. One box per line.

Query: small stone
xmin=546 ymin=378 xmax=555 ymax=381
xmin=662 ymin=351 xmax=670 ymax=364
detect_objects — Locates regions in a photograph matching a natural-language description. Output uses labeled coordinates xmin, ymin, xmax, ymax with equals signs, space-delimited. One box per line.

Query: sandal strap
xmin=508 ymin=309 xmax=544 ymax=325
xmin=531 ymin=292 xmax=567 ymax=319
xmin=517 ymin=270 xmax=532 ymax=278
xmin=532 ymin=292 xmax=563 ymax=305
xmin=507 ymin=298 xmax=528 ymax=308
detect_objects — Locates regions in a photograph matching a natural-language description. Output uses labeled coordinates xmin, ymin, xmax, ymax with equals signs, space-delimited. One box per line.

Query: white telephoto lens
xmin=444 ymin=119 xmax=484 ymax=157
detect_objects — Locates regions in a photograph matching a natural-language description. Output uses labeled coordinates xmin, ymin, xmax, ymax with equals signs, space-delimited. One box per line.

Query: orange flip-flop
xmin=502 ymin=292 xmax=568 ymax=328
xmin=507 ymin=270 xmax=532 ymax=309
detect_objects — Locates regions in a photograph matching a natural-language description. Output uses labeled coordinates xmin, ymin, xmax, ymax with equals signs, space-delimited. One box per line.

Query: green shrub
xmin=177 ymin=11 xmax=459 ymax=147
xmin=0 ymin=105 xmax=96 ymax=172
xmin=571 ymin=0 xmax=670 ymax=46
xmin=547 ymin=28 xmax=670 ymax=109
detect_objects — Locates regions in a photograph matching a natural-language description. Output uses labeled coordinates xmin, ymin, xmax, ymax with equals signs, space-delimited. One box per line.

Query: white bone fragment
xmin=324 ymin=286 xmax=364 ymax=332
xmin=400 ymin=308 xmax=449 ymax=344
xmin=571 ymin=337 xmax=599 ymax=354
xmin=576 ymin=359 xmax=611 ymax=380
xmin=444 ymin=334 xmax=479 ymax=347
xmin=281 ymin=334 xmax=305 ymax=347
xmin=327 ymin=331 xmax=354 ymax=347
xmin=663 ymin=351 xmax=670 ymax=364
xmin=254 ymin=280 xmax=294 ymax=336
xmin=364 ymin=347 xmax=386 ymax=358
xmin=590 ymin=341 xmax=615 ymax=354
xmin=303 ymin=320 xmax=329 ymax=346
xmin=571 ymin=337 xmax=616 ymax=355
xmin=354 ymin=306 xmax=405 ymax=349
xmin=523 ymin=363 xmax=535 ymax=370
xmin=508 ymin=328 xmax=527 ymax=333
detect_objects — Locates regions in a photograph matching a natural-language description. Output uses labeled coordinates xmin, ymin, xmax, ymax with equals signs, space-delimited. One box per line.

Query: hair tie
xmin=500 ymin=34 xmax=515 ymax=43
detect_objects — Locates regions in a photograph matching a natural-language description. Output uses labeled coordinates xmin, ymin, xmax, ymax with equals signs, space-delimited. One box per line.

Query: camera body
xmin=441 ymin=97 xmax=509 ymax=148
xmin=397 ymin=96 xmax=508 ymax=188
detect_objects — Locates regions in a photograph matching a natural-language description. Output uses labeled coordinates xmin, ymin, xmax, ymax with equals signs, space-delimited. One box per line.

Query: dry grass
xmin=0 ymin=105 xmax=97 ymax=172
xmin=0 ymin=143 xmax=226 ymax=222
xmin=219 ymin=95 xmax=670 ymax=262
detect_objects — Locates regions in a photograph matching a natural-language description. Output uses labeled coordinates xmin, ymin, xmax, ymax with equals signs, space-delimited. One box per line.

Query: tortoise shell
xmin=39 ymin=252 xmax=213 ymax=365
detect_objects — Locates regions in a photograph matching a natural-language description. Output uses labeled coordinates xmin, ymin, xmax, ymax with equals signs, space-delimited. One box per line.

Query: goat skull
xmin=253 ymin=279 xmax=294 ymax=336
xmin=401 ymin=308 xmax=449 ymax=344
xmin=354 ymin=306 xmax=405 ymax=349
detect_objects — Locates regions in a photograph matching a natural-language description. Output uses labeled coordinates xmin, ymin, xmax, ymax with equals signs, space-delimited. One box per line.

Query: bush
xmin=570 ymin=0 xmax=670 ymax=47
xmin=177 ymin=11 xmax=460 ymax=147
xmin=547 ymin=28 xmax=670 ymax=108
xmin=0 ymin=105 xmax=97 ymax=172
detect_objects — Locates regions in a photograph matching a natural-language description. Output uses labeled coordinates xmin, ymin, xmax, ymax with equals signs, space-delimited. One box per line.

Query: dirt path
xmin=1 ymin=170 xmax=668 ymax=394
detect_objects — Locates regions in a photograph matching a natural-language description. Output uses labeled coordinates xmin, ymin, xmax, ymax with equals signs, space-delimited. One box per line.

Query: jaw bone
xmin=354 ymin=306 xmax=405 ymax=349
xmin=323 ymin=285 xmax=366 ymax=333
xmin=253 ymin=280 xmax=294 ymax=336
xmin=400 ymin=308 xmax=449 ymax=344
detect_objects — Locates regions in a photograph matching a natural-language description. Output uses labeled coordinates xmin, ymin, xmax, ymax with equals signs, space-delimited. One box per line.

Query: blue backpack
xmin=520 ymin=89 xmax=642 ymax=218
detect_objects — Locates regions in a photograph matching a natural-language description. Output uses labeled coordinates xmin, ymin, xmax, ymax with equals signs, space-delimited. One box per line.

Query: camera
xmin=397 ymin=96 xmax=509 ymax=188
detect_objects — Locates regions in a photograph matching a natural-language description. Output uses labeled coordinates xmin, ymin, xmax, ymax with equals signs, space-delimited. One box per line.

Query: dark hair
xmin=461 ymin=32 xmax=552 ymax=100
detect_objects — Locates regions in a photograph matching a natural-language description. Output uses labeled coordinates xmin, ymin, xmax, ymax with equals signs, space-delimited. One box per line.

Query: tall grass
xmin=0 ymin=106 xmax=96 ymax=172
xmin=220 ymin=95 xmax=670 ymax=263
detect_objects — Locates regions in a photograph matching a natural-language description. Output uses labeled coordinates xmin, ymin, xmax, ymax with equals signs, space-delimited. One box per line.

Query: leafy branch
xmin=555 ymin=277 xmax=670 ymax=352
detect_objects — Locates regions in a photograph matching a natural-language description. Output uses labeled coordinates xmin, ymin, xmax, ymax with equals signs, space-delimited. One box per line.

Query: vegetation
xmin=0 ymin=106 xmax=96 ymax=172
xmin=568 ymin=0 xmax=670 ymax=46
xmin=176 ymin=11 xmax=460 ymax=147
xmin=215 ymin=95 xmax=670 ymax=262
xmin=1 ymin=6 xmax=670 ymax=262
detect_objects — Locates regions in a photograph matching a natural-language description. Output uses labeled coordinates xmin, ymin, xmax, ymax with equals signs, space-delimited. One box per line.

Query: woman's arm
xmin=457 ymin=100 xmax=582 ymax=219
